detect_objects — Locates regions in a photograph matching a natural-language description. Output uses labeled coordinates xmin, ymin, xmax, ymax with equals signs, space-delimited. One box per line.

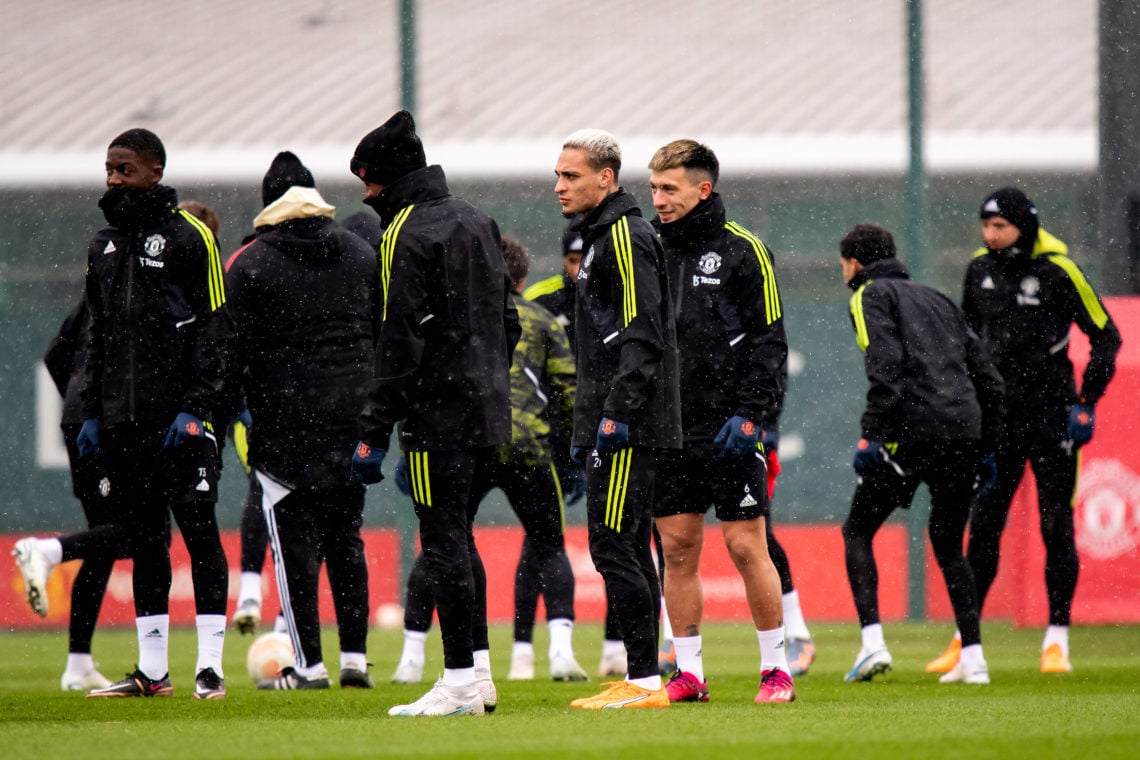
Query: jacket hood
xmin=256 ymin=216 xmax=343 ymax=264
xmin=847 ymin=256 xmax=909 ymax=291
xmin=253 ymin=186 xmax=335 ymax=228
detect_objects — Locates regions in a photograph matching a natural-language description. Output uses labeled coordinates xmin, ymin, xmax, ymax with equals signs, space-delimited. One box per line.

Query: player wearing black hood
xmin=13 ymin=128 xmax=231 ymax=700
xmin=224 ymin=151 xmax=381 ymax=690
xmin=927 ymin=187 xmax=1122 ymax=675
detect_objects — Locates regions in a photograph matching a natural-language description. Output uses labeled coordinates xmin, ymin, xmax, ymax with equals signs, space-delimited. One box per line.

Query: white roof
xmin=0 ymin=0 xmax=1096 ymax=186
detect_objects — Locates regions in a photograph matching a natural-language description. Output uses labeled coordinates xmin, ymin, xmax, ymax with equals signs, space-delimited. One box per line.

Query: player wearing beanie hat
xmin=979 ymin=186 xmax=1039 ymax=255
xmin=926 ymin=188 xmax=1122 ymax=677
xmin=262 ymin=151 xmax=315 ymax=207
xmin=350 ymin=110 xmax=427 ymax=188
xmin=349 ymin=111 xmax=520 ymax=717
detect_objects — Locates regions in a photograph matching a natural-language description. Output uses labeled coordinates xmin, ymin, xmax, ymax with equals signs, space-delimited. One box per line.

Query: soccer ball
xmin=246 ymin=632 xmax=295 ymax=683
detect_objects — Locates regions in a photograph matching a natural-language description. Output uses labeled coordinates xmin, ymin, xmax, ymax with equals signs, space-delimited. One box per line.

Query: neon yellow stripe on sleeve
xmin=611 ymin=218 xmax=636 ymax=327
xmin=725 ymin=222 xmax=781 ymax=324
xmin=177 ymin=209 xmax=226 ymax=310
xmin=1047 ymin=255 xmax=1109 ymax=330
xmin=850 ymin=283 xmax=871 ymax=352
xmin=379 ymin=205 xmax=415 ymax=322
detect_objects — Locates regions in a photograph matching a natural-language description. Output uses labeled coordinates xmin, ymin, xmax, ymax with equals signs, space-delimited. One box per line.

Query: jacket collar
xmin=654 ymin=193 xmax=725 ymax=249
xmin=847 ymin=257 xmax=910 ymax=291
xmin=366 ymin=165 xmax=450 ymax=227
xmin=575 ymin=189 xmax=642 ymax=247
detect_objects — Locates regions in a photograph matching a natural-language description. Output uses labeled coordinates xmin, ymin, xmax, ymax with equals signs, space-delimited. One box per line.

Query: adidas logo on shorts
xmin=739 ymin=485 xmax=758 ymax=507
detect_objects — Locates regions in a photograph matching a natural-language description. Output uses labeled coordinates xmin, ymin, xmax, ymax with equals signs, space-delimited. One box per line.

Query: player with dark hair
xmin=839 ymin=223 xmax=1004 ymax=685
xmin=14 ymin=128 xmax=231 ymax=699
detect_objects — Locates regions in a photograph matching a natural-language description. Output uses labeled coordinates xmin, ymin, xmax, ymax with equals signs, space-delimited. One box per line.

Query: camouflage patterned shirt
xmin=501 ymin=293 xmax=576 ymax=465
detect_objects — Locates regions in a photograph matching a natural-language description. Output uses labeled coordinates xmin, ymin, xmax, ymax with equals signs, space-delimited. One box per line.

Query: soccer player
xmin=349 ymin=110 xmax=519 ymax=717
xmin=392 ymin=235 xmax=589 ymax=687
xmin=553 ymin=129 xmax=682 ymax=710
xmin=13 ymin=129 xmax=231 ymax=699
xmin=646 ymin=139 xmax=795 ymax=703
xmin=224 ymin=151 xmax=379 ymax=690
xmin=928 ymin=188 xmax=1121 ymax=674
xmin=839 ymin=224 xmax=1004 ymax=685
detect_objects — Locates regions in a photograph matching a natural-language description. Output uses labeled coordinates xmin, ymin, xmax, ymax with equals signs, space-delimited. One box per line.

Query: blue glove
xmin=564 ymin=466 xmax=586 ymax=506
xmin=393 ymin=456 xmax=411 ymax=496
xmin=1067 ymin=403 xmax=1095 ymax=448
xmin=350 ymin=441 xmax=386 ymax=484
xmin=852 ymin=438 xmax=888 ymax=476
xmin=761 ymin=428 xmax=779 ymax=454
xmin=594 ymin=417 xmax=630 ymax=456
xmin=569 ymin=446 xmax=589 ymax=465
xmin=76 ymin=418 xmax=104 ymax=458
xmin=714 ymin=415 xmax=760 ymax=457
xmin=236 ymin=408 xmax=253 ymax=429
xmin=163 ymin=412 xmax=208 ymax=449
xmin=976 ymin=451 xmax=998 ymax=492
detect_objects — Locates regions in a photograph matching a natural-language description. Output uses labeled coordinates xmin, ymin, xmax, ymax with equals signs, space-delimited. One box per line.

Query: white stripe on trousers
xmin=254 ymin=470 xmax=307 ymax=669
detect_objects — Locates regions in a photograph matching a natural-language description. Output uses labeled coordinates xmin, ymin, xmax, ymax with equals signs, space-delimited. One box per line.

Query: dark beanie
xmin=262 ymin=151 xmax=315 ymax=206
xmin=109 ymin=128 xmax=166 ymax=166
xmin=350 ymin=110 xmax=427 ymax=186
xmin=980 ymin=186 xmax=1039 ymax=248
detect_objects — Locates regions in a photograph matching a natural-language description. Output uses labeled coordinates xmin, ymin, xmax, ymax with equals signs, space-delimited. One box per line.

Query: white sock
xmin=960 ymin=643 xmax=985 ymax=667
xmin=674 ymin=634 xmax=704 ymax=681
xmin=659 ymin=596 xmax=674 ymax=641
xmin=861 ymin=623 xmax=886 ymax=652
xmin=340 ymin=651 xmax=367 ymax=672
xmin=136 ymin=614 xmax=169 ymax=680
xmin=1043 ymin=625 xmax=1069 ymax=655
xmin=628 ymin=674 xmax=662 ymax=690
xmin=602 ymin=639 xmax=625 ymax=658
xmin=295 ymin=661 xmax=327 ymax=679
xmin=443 ymin=666 xmax=475 ymax=687
xmin=238 ymin=572 xmax=262 ymax=603
xmin=759 ymin=626 xmax=790 ymax=673
xmin=782 ymin=590 xmax=812 ymax=640
xmin=40 ymin=537 xmax=63 ymax=567
xmin=195 ymin=614 xmax=226 ymax=677
xmin=400 ymin=629 xmax=427 ymax=665
xmin=65 ymin=652 xmax=95 ymax=676
xmin=548 ymin=618 xmax=573 ymax=659
xmin=473 ymin=649 xmax=491 ymax=675
xmin=512 ymin=640 xmax=534 ymax=659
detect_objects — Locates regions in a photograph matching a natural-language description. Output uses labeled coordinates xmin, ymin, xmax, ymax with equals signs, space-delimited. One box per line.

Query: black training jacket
xmin=656 ymin=194 xmax=787 ymax=446
xmin=44 ymin=296 xmax=89 ymax=426
xmin=359 ymin=165 xmax=520 ymax=450
xmin=80 ymin=186 xmax=228 ymax=428
xmin=571 ymin=190 xmax=682 ymax=450
xmin=224 ymin=215 xmax=381 ymax=489
xmin=847 ymin=258 xmax=1005 ymax=447
xmin=961 ymin=229 xmax=1121 ymax=417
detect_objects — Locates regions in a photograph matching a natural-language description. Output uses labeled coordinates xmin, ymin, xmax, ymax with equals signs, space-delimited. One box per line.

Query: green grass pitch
xmin=2 ymin=621 xmax=1137 ymax=759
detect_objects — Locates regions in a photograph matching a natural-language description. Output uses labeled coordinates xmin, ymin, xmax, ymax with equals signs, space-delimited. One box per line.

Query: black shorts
xmin=654 ymin=447 xmax=769 ymax=521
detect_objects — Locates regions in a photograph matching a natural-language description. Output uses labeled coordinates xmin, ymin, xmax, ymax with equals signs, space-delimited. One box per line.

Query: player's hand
xmin=761 ymin=428 xmax=779 ymax=454
xmin=350 ymin=441 xmax=386 ymax=484
xmin=594 ymin=417 xmax=630 ymax=456
xmin=232 ymin=409 xmax=253 ymax=473
xmin=76 ymin=418 xmax=104 ymax=458
xmin=393 ymin=456 xmax=411 ymax=496
xmin=1066 ymin=403 xmax=1095 ymax=448
xmin=564 ymin=466 xmax=586 ymax=506
xmin=852 ymin=438 xmax=888 ymax=476
xmin=976 ymin=451 xmax=998 ymax=492
xmin=714 ymin=415 xmax=760 ymax=458
xmin=569 ymin=446 xmax=588 ymax=465
xmin=163 ymin=412 xmax=209 ymax=449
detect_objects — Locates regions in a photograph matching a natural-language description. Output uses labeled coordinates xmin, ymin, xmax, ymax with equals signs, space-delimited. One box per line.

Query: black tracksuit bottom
xmin=967 ymin=409 xmax=1080 ymax=627
xmin=843 ymin=439 xmax=983 ymax=647
xmin=403 ymin=458 xmax=576 ymax=644
xmin=58 ymin=422 xmax=228 ymax=619
xmin=585 ymin=446 xmax=661 ymax=680
xmin=261 ymin=479 xmax=370 ymax=669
